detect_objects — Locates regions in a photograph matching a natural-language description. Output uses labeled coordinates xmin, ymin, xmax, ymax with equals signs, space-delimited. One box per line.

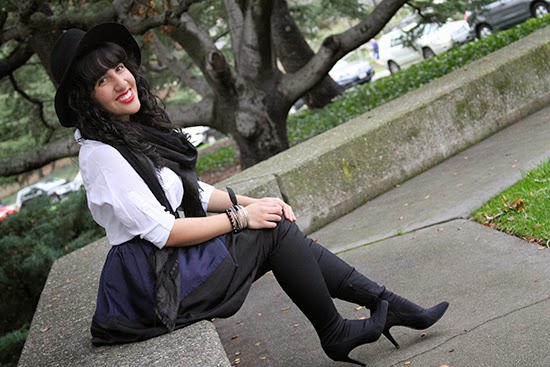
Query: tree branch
xmin=170 ymin=13 xmax=236 ymax=98
xmin=223 ymin=0 xmax=244 ymax=66
xmin=165 ymin=98 xmax=214 ymax=128
xmin=152 ymin=31 xmax=212 ymax=97
xmin=279 ymin=0 xmax=408 ymax=101
xmin=8 ymin=73 xmax=52 ymax=133
xmin=0 ymin=135 xmax=78 ymax=177
xmin=0 ymin=43 xmax=34 ymax=80
xmin=238 ymin=0 xmax=276 ymax=79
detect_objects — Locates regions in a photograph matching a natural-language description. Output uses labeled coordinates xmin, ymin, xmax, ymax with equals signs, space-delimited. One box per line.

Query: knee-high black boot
xmin=307 ymin=241 xmax=449 ymax=349
xmin=266 ymin=220 xmax=388 ymax=366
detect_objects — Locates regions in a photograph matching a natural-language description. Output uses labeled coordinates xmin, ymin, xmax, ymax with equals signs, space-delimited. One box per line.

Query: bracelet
xmin=225 ymin=208 xmax=239 ymax=233
xmin=225 ymin=205 xmax=250 ymax=233
xmin=235 ymin=205 xmax=249 ymax=229
xmin=229 ymin=205 xmax=243 ymax=231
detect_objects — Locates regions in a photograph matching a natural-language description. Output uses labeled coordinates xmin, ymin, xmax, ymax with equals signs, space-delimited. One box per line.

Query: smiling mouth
xmin=117 ymin=89 xmax=134 ymax=103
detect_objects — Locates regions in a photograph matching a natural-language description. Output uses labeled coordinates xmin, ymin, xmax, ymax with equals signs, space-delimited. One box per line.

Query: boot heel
xmin=382 ymin=330 xmax=400 ymax=349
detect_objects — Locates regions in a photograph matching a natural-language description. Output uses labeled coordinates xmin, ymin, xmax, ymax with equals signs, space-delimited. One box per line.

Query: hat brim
xmin=54 ymin=22 xmax=141 ymax=127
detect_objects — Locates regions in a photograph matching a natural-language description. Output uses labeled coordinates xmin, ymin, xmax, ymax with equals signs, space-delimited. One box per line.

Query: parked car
xmin=379 ymin=20 xmax=473 ymax=74
xmin=48 ymin=171 xmax=84 ymax=202
xmin=0 ymin=201 xmax=18 ymax=221
xmin=15 ymin=175 xmax=79 ymax=209
xmin=181 ymin=126 xmax=214 ymax=147
xmin=329 ymin=55 xmax=375 ymax=88
xmin=465 ymin=0 xmax=550 ymax=39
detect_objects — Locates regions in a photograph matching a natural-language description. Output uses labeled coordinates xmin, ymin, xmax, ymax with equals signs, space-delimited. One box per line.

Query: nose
xmin=111 ymin=73 xmax=127 ymax=92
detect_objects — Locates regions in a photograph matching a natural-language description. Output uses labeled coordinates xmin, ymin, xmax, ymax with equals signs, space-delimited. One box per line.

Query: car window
xmin=390 ymin=31 xmax=404 ymax=47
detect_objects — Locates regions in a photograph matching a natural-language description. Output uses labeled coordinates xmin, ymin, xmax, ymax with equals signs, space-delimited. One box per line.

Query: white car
xmin=15 ymin=173 xmax=84 ymax=209
xmin=15 ymin=176 xmax=68 ymax=209
xmin=181 ymin=126 xmax=212 ymax=147
xmin=379 ymin=20 xmax=473 ymax=73
xmin=329 ymin=58 xmax=375 ymax=89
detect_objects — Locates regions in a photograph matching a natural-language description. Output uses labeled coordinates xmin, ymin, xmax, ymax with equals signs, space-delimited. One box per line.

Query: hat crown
xmin=51 ymin=28 xmax=86 ymax=85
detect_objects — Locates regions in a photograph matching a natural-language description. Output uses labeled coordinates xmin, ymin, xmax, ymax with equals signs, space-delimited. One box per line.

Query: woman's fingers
xmin=245 ymin=201 xmax=285 ymax=229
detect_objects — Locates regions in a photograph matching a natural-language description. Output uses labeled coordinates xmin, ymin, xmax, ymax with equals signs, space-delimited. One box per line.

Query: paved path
xmin=214 ymin=106 xmax=550 ymax=367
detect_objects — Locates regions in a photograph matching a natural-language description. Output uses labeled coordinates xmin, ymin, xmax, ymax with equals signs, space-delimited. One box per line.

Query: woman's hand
xmin=245 ymin=197 xmax=297 ymax=229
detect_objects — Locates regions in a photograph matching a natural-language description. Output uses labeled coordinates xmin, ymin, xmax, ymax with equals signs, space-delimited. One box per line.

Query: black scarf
xmin=108 ymin=124 xmax=205 ymax=332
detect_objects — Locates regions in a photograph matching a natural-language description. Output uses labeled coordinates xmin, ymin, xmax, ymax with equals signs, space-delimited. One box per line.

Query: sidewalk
xmin=213 ymin=105 xmax=550 ymax=366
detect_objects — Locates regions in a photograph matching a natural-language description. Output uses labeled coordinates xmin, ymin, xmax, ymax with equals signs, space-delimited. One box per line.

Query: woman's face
xmin=91 ymin=63 xmax=140 ymax=121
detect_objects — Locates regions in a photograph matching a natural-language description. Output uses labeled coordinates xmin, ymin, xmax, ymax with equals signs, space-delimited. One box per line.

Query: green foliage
xmin=0 ymin=191 xmax=104 ymax=337
xmin=471 ymin=158 xmax=550 ymax=245
xmin=196 ymin=145 xmax=238 ymax=174
xmin=0 ymin=324 xmax=28 ymax=367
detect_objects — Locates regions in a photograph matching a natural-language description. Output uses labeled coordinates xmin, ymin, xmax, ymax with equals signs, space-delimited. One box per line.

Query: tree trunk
xmin=271 ymin=0 xmax=344 ymax=109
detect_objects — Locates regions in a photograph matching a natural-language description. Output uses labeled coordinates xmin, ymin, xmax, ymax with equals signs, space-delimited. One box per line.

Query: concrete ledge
xmin=220 ymin=26 xmax=550 ymax=233
xmin=17 ymin=238 xmax=231 ymax=367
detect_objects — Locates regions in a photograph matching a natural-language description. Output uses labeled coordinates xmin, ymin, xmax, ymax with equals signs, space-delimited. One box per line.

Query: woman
xmin=50 ymin=22 xmax=448 ymax=366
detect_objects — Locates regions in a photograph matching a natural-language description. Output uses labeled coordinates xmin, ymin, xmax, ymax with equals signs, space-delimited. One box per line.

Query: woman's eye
xmin=116 ymin=64 xmax=125 ymax=72
xmin=97 ymin=78 xmax=106 ymax=86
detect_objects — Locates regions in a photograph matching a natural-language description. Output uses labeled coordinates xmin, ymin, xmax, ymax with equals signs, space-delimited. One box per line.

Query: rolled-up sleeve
xmin=80 ymin=143 xmax=175 ymax=248
xmin=199 ymin=181 xmax=214 ymax=211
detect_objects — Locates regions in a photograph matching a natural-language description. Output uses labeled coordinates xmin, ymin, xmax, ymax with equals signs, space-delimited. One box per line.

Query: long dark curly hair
xmin=66 ymin=42 xmax=177 ymax=165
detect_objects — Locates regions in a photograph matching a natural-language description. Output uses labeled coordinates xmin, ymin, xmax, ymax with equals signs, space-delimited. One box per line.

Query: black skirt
xmin=91 ymin=223 xmax=283 ymax=346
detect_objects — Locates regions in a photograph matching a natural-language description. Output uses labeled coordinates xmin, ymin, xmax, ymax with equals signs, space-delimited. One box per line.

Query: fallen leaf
xmin=404 ymin=362 xmax=412 ymax=365
xmin=231 ymin=335 xmax=239 ymax=340
xmin=232 ymin=357 xmax=241 ymax=365
xmin=256 ymin=313 xmax=262 ymax=317
xmin=534 ymin=223 xmax=542 ymax=228
xmin=399 ymin=216 xmax=404 ymax=221
xmin=421 ymin=333 xmax=427 ymax=337
xmin=424 ymin=195 xmax=430 ymax=199
xmin=280 ymin=307 xmax=290 ymax=311
xmin=355 ymin=306 xmax=363 ymax=311
xmin=235 ymin=351 xmax=241 ymax=356
xmin=255 ymin=342 xmax=261 ymax=347
xmin=438 ymin=228 xmax=444 ymax=232
xmin=260 ymin=356 xmax=267 ymax=360
xmin=510 ymin=198 xmax=525 ymax=212
xmin=293 ymin=323 xmax=300 ymax=327
xmin=538 ymin=247 xmax=546 ymax=251
xmin=40 ymin=326 xmax=50 ymax=333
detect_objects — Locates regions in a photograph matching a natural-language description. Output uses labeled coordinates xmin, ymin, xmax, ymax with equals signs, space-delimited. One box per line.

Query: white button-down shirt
xmin=76 ymin=130 xmax=214 ymax=249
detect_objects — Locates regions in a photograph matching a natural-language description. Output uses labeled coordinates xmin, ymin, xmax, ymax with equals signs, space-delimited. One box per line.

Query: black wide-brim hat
xmin=50 ymin=22 xmax=141 ymax=127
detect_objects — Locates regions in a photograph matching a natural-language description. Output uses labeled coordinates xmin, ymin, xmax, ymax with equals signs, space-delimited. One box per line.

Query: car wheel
xmin=532 ymin=2 xmax=549 ymax=18
xmin=476 ymin=23 xmax=492 ymax=39
xmin=388 ymin=60 xmax=400 ymax=74
xmin=422 ymin=47 xmax=435 ymax=59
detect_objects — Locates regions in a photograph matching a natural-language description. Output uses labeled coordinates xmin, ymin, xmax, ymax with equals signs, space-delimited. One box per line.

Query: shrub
xmin=0 ymin=325 xmax=28 ymax=367
xmin=0 ymin=191 xmax=104 ymax=337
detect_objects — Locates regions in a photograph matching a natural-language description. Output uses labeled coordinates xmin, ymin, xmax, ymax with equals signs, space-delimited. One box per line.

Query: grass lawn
xmin=471 ymin=157 xmax=550 ymax=247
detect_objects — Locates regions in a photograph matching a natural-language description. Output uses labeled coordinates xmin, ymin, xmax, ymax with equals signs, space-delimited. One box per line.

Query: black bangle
xmin=225 ymin=209 xmax=238 ymax=233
